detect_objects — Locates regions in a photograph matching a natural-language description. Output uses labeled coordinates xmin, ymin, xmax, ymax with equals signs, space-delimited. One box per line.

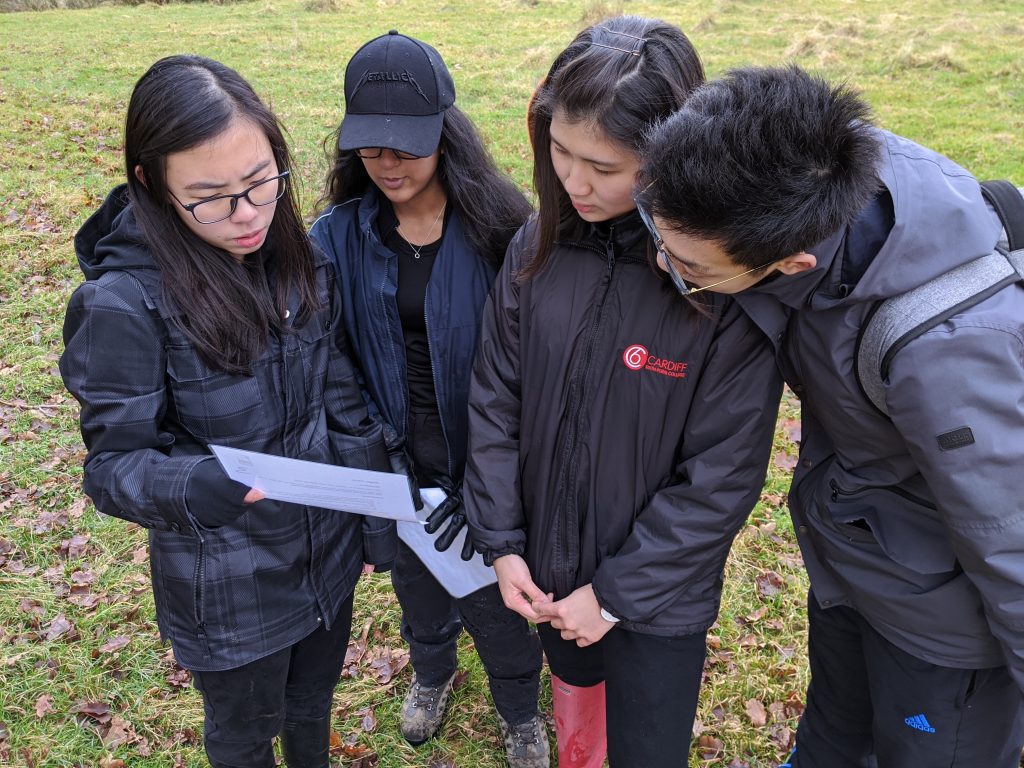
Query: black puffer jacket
xmin=60 ymin=186 xmax=395 ymax=670
xmin=464 ymin=212 xmax=782 ymax=636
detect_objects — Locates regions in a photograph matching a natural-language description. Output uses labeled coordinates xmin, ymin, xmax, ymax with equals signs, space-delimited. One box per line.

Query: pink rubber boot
xmin=550 ymin=674 xmax=607 ymax=768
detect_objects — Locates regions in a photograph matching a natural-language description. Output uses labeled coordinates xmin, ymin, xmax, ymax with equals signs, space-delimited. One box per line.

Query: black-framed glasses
xmin=355 ymin=147 xmax=423 ymax=161
xmin=635 ymin=196 xmax=776 ymax=295
xmin=170 ymin=171 xmax=290 ymax=225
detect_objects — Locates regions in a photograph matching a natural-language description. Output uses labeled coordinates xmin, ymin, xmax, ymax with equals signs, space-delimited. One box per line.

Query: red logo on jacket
xmin=622 ymin=343 xmax=688 ymax=378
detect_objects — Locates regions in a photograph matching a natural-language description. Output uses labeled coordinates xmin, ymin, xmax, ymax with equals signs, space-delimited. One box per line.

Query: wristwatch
xmin=599 ymin=607 xmax=621 ymax=623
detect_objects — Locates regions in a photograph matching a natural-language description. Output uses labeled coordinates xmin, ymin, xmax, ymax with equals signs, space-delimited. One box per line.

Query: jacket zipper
xmin=552 ymin=237 xmax=617 ymax=596
xmin=829 ymin=478 xmax=937 ymax=509
xmin=423 ymin=292 xmax=455 ymax=483
xmin=192 ymin=530 xmax=210 ymax=658
xmin=279 ymin=291 xmax=326 ymax=618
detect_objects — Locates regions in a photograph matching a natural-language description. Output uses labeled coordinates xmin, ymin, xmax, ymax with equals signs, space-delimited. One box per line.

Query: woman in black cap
xmin=310 ymin=31 xmax=548 ymax=767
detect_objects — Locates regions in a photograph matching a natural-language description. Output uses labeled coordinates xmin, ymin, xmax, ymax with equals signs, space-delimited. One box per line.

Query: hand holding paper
xmin=424 ymin=487 xmax=473 ymax=559
xmin=210 ymin=444 xmax=419 ymax=522
xmin=397 ymin=488 xmax=497 ymax=598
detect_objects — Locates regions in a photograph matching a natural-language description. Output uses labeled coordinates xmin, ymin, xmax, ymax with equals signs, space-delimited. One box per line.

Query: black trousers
xmin=393 ymin=409 xmax=542 ymax=725
xmin=538 ymin=622 xmax=707 ymax=767
xmin=791 ymin=592 xmax=1024 ymax=768
xmin=190 ymin=593 xmax=353 ymax=768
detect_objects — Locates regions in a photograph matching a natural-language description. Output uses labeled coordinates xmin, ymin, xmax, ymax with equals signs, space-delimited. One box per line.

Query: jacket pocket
xmin=826 ymin=480 xmax=957 ymax=575
xmin=149 ymin=528 xmax=212 ymax=657
xmin=166 ymin=343 xmax=264 ymax=441
xmin=191 ymin=531 xmax=211 ymax=658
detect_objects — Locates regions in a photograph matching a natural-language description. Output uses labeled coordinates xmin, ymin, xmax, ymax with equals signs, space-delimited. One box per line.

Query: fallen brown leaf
xmin=781 ymin=417 xmax=801 ymax=445
xmin=101 ymin=715 xmax=138 ymax=748
xmin=774 ymin=451 xmax=798 ymax=472
xmin=69 ymin=699 xmax=112 ymax=725
xmin=44 ymin=614 xmax=74 ymax=641
xmin=745 ymin=698 xmax=768 ymax=727
xmin=697 ymin=733 xmax=724 ymax=759
xmin=98 ymin=636 xmax=130 ymax=654
xmin=34 ymin=694 xmax=54 ymax=719
xmin=165 ymin=667 xmax=191 ymax=688
xmin=756 ymin=570 xmax=785 ymax=598
xmin=354 ymin=707 xmax=377 ymax=733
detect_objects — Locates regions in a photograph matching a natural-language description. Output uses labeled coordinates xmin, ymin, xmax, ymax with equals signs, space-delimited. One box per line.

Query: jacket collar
xmin=556 ymin=209 xmax=650 ymax=263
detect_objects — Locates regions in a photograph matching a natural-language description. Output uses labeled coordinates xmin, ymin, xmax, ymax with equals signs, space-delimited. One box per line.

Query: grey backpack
xmin=856 ymin=180 xmax=1024 ymax=415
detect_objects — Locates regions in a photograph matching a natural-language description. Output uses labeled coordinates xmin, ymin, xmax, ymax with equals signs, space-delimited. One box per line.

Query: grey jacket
xmin=465 ymin=213 xmax=782 ymax=636
xmin=735 ymin=130 xmax=1024 ymax=688
xmin=60 ymin=186 xmax=396 ymax=671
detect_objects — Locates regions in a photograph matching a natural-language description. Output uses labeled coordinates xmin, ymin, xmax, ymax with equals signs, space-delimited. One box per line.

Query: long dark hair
xmin=522 ymin=16 xmax=705 ymax=278
xmin=125 ymin=54 xmax=319 ymax=375
xmin=319 ymin=105 xmax=532 ymax=268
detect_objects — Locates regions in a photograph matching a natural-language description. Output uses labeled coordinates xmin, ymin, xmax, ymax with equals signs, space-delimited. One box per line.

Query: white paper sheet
xmin=398 ymin=487 xmax=498 ymax=599
xmin=209 ymin=444 xmax=419 ymax=522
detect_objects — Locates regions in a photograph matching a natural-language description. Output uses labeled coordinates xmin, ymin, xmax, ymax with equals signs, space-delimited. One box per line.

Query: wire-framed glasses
xmin=170 ymin=171 xmax=290 ymax=225
xmin=635 ymin=197 xmax=776 ymax=295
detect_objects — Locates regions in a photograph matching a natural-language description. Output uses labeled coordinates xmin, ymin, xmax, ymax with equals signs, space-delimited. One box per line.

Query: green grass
xmin=0 ymin=0 xmax=1021 ymax=766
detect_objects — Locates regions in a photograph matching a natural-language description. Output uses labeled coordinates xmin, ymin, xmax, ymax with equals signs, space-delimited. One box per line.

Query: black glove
xmin=185 ymin=458 xmax=253 ymax=528
xmin=387 ymin=445 xmax=423 ymax=511
xmin=424 ymin=486 xmax=474 ymax=560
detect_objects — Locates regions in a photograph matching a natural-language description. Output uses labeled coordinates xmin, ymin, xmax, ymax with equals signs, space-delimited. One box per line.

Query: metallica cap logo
xmin=340 ymin=30 xmax=457 ymax=159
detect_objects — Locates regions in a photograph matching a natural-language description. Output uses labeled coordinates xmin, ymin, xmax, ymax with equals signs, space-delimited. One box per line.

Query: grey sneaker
xmin=400 ymin=672 xmax=456 ymax=745
xmin=498 ymin=714 xmax=551 ymax=768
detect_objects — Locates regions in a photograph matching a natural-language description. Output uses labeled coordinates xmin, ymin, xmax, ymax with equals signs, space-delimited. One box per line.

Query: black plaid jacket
xmin=60 ymin=186 xmax=396 ymax=671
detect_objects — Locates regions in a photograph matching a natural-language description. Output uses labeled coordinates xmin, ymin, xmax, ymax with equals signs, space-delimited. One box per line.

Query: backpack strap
xmin=855 ymin=181 xmax=1024 ymax=416
xmin=981 ymin=179 xmax=1024 ymax=252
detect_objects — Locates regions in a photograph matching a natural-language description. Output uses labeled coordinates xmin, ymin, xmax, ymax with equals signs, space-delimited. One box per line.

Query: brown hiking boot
xmin=498 ymin=713 xmax=551 ymax=768
xmin=400 ymin=672 xmax=456 ymax=746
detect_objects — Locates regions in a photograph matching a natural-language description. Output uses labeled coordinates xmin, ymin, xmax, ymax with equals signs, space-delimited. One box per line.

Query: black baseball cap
xmin=339 ymin=30 xmax=456 ymax=158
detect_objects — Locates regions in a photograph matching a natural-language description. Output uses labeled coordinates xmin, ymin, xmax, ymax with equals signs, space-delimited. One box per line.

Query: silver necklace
xmin=397 ymin=203 xmax=446 ymax=259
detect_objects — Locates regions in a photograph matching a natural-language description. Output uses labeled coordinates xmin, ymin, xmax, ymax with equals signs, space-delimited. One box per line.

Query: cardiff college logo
xmin=623 ymin=344 xmax=649 ymax=371
xmin=622 ymin=343 xmax=688 ymax=378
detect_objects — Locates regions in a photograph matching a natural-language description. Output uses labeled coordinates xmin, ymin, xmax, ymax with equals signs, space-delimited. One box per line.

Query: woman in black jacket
xmin=463 ymin=17 xmax=783 ymax=767
xmin=310 ymin=32 xmax=547 ymax=766
xmin=60 ymin=55 xmax=395 ymax=768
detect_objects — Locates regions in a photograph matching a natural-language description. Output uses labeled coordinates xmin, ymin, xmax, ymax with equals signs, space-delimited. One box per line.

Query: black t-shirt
xmin=377 ymin=201 xmax=448 ymax=413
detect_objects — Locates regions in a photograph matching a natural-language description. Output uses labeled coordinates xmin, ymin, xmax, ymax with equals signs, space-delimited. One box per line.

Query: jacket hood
xmin=745 ymin=129 xmax=1003 ymax=310
xmin=74 ymin=184 xmax=157 ymax=280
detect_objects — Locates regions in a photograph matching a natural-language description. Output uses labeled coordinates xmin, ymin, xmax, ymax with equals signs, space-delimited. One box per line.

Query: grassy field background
xmin=1 ymin=0 xmax=1022 ymax=765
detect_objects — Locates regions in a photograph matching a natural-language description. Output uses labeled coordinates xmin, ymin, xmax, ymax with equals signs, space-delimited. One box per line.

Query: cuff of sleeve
xmin=146 ymin=454 xmax=210 ymax=535
xmin=362 ymin=519 xmax=398 ymax=566
xmin=481 ymin=544 xmax=526 ymax=568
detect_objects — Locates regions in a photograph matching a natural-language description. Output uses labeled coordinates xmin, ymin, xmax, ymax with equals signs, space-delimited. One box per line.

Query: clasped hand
xmin=493 ymin=555 xmax=615 ymax=647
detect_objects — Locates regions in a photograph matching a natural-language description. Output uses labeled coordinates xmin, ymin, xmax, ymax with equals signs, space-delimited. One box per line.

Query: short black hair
xmin=638 ymin=65 xmax=882 ymax=269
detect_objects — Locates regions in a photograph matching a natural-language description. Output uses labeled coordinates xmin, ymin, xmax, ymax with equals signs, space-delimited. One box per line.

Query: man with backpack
xmin=635 ymin=64 xmax=1024 ymax=767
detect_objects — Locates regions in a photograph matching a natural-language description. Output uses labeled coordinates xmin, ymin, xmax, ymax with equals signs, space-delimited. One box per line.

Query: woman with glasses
xmin=60 ymin=55 xmax=396 ymax=768
xmin=462 ymin=17 xmax=783 ymax=767
xmin=309 ymin=31 xmax=547 ymax=767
